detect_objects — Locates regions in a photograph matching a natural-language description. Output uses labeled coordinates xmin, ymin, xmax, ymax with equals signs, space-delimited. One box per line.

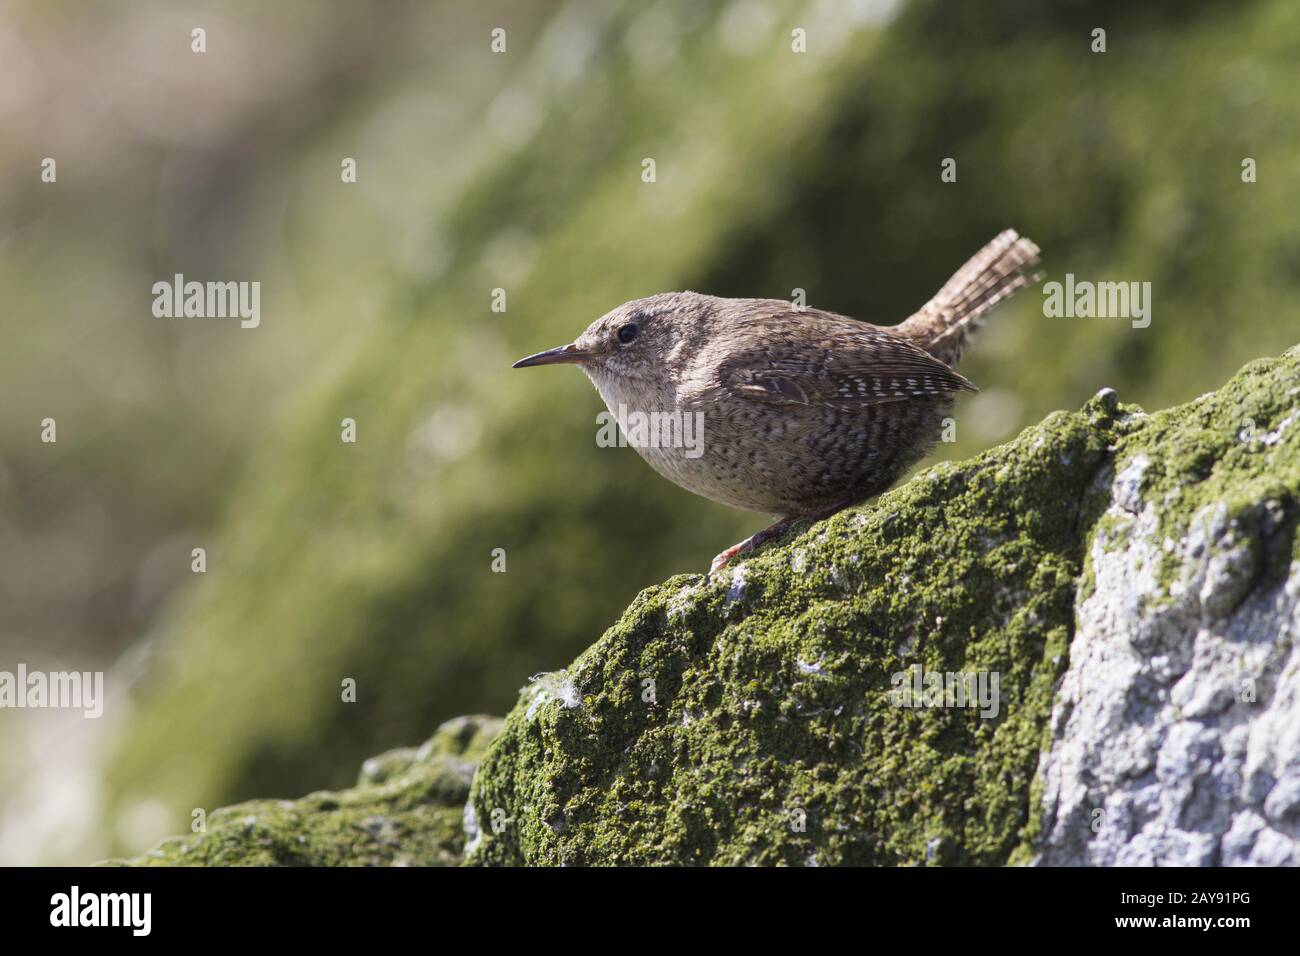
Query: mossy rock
xmin=467 ymin=346 xmax=1300 ymax=866
xmin=113 ymin=716 xmax=500 ymax=866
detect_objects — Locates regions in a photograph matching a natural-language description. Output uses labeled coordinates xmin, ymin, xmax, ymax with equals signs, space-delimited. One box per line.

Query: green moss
xmin=111 ymin=716 xmax=501 ymax=867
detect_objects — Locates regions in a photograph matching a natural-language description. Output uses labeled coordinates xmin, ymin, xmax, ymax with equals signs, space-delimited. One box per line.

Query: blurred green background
xmin=1 ymin=0 xmax=1297 ymax=864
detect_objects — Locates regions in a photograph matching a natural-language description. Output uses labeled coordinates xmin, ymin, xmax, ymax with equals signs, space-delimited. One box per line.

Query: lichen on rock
xmin=112 ymin=716 xmax=501 ymax=866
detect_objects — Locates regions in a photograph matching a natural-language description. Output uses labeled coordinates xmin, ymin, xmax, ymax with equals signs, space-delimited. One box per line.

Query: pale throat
xmin=584 ymin=363 xmax=680 ymax=421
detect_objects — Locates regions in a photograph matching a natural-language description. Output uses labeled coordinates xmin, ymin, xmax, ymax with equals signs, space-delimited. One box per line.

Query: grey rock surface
xmin=1036 ymin=373 xmax=1300 ymax=865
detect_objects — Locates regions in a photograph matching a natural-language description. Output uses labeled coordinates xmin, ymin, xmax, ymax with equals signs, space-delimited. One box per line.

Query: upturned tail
xmin=897 ymin=229 xmax=1041 ymax=368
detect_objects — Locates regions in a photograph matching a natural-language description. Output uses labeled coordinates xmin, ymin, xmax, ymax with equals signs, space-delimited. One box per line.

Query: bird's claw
xmin=709 ymin=544 xmax=744 ymax=576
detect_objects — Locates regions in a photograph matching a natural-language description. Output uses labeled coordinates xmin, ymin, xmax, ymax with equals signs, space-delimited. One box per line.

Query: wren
xmin=514 ymin=230 xmax=1041 ymax=572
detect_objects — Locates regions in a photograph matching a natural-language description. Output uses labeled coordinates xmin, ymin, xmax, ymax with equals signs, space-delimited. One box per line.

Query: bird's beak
xmin=512 ymin=343 xmax=597 ymax=368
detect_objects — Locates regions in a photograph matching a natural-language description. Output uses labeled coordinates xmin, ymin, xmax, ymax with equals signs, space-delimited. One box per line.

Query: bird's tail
xmin=897 ymin=229 xmax=1041 ymax=368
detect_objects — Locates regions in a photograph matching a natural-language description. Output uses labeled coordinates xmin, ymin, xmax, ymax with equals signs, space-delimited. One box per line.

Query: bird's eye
xmin=617 ymin=323 xmax=639 ymax=344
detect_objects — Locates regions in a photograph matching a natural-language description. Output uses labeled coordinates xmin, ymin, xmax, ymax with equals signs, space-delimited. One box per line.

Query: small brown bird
xmin=514 ymin=230 xmax=1041 ymax=572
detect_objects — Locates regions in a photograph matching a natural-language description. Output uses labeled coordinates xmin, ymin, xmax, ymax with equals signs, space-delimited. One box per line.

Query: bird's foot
xmin=707 ymin=499 xmax=859 ymax=576
xmin=708 ymin=516 xmax=799 ymax=575
xmin=708 ymin=540 xmax=748 ymax=575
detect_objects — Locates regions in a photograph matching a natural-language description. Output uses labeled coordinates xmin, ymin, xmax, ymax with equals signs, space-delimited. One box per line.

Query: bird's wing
xmin=709 ymin=315 xmax=976 ymax=409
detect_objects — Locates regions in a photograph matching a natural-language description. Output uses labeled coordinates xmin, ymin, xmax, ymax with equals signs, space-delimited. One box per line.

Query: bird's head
xmin=512 ymin=292 xmax=711 ymax=384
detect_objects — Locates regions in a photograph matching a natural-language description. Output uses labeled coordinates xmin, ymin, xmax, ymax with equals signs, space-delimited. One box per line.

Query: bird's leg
xmin=709 ymin=516 xmax=798 ymax=575
xmin=709 ymin=499 xmax=857 ymax=575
